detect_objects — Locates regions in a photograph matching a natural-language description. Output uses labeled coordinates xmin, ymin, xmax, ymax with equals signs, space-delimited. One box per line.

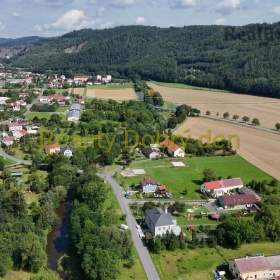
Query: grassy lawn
xmin=0 ymin=156 xmax=15 ymax=166
xmin=87 ymin=82 xmax=133 ymax=89
xmin=116 ymin=156 xmax=273 ymax=199
xmin=9 ymin=147 xmax=29 ymax=160
xmin=25 ymin=112 xmax=54 ymax=120
xmin=1 ymin=271 xmax=32 ymax=280
xmin=25 ymin=111 xmax=66 ymax=121
xmin=118 ymin=249 xmax=147 ymax=280
xmin=154 ymin=82 xmax=232 ymax=93
xmin=152 ymin=242 xmax=280 ymax=280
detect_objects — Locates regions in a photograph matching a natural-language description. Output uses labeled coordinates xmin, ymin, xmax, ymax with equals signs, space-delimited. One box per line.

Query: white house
xmin=229 ymin=255 xmax=280 ymax=280
xmin=8 ymin=123 xmax=23 ymax=132
xmin=201 ymin=178 xmax=244 ymax=198
xmin=160 ymin=139 xmax=185 ymax=158
xmin=145 ymin=208 xmax=182 ymax=236
xmin=26 ymin=126 xmax=39 ymax=135
xmin=141 ymin=178 xmax=158 ymax=193
xmin=61 ymin=147 xmax=74 ymax=158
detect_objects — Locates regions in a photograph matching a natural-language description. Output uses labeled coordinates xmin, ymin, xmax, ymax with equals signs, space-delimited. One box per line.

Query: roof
xmin=235 ymin=256 xmax=269 ymax=273
xmin=69 ymin=103 xmax=81 ymax=111
xmin=142 ymin=178 xmax=157 ymax=186
xmin=48 ymin=95 xmax=66 ymax=101
xmin=141 ymin=148 xmax=155 ymax=157
xmin=61 ymin=147 xmax=74 ymax=153
xmin=160 ymin=139 xmax=182 ymax=153
xmin=145 ymin=208 xmax=174 ymax=227
xmin=68 ymin=110 xmax=80 ymax=119
xmin=218 ymin=193 xmax=258 ymax=207
xmin=267 ymin=255 xmax=280 ymax=270
xmin=234 ymin=255 xmax=280 ymax=274
xmin=45 ymin=144 xmax=60 ymax=150
xmin=204 ymin=178 xmax=243 ymax=190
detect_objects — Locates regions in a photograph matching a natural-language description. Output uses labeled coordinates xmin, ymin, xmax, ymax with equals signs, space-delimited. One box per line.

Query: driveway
xmin=97 ymin=173 xmax=160 ymax=280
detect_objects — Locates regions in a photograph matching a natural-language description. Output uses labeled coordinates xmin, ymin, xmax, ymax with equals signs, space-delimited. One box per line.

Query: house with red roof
xmin=201 ymin=178 xmax=244 ymax=198
xmin=44 ymin=144 xmax=61 ymax=155
xmin=229 ymin=255 xmax=280 ymax=280
xmin=141 ymin=178 xmax=158 ymax=193
xmin=160 ymin=139 xmax=185 ymax=158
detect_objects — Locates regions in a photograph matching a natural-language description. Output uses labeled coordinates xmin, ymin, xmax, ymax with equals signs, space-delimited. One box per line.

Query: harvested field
xmin=74 ymin=87 xmax=137 ymax=101
xmin=175 ymin=117 xmax=280 ymax=181
xmin=149 ymin=82 xmax=280 ymax=130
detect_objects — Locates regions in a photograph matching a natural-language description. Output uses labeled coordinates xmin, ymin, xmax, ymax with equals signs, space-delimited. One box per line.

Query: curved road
xmin=97 ymin=173 xmax=160 ymax=280
xmin=0 ymin=146 xmax=32 ymax=166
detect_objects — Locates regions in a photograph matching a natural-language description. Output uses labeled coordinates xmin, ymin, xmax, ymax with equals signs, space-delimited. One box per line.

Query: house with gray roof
xmin=67 ymin=103 xmax=81 ymax=122
xmin=145 ymin=208 xmax=182 ymax=236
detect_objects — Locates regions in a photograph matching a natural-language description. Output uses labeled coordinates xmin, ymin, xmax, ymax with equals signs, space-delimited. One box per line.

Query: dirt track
xmin=175 ymin=118 xmax=280 ymax=180
xmin=149 ymin=82 xmax=280 ymax=129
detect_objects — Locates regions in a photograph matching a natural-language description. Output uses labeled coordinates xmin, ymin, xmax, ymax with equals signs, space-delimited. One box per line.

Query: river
xmin=47 ymin=201 xmax=70 ymax=277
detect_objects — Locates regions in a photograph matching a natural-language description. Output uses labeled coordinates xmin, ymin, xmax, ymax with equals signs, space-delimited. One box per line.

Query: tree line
xmin=9 ymin=24 xmax=280 ymax=98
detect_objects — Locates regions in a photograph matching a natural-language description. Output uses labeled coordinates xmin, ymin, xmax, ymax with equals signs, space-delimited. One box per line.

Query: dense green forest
xmin=8 ymin=23 xmax=280 ymax=98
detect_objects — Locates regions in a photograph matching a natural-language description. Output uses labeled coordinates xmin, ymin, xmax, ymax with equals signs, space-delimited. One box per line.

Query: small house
xmin=141 ymin=147 xmax=161 ymax=159
xmin=45 ymin=144 xmax=61 ymax=155
xmin=160 ymin=139 xmax=185 ymax=158
xmin=2 ymin=136 xmax=14 ymax=146
xmin=141 ymin=178 xmax=158 ymax=193
xmin=61 ymin=147 xmax=74 ymax=158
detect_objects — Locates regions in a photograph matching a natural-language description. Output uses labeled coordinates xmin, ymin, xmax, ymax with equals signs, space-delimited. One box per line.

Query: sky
xmin=0 ymin=0 xmax=280 ymax=38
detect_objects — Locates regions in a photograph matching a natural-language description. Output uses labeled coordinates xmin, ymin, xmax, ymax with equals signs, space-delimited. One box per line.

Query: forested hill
xmin=10 ymin=23 xmax=280 ymax=98
xmin=0 ymin=36 xmax=42 ymax=47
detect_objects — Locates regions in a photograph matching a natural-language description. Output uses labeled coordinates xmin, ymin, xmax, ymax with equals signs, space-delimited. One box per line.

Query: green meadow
xmin=116 ymin=156 xmax=273 ymax=199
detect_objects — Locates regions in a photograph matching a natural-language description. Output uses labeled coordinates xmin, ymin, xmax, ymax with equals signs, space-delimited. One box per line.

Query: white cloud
xmin=12 ymin=12 xmax=20 ymax=17
xmin=173 ymin=0 xmax=197 ymax=8
xmin=136 ymin=16 xmax=145 ymax=25
xmin=216 ymin=0 xmax=240 ymax=14
xmin=0 ymin=21 xmax=5 ymax=31
xmin=34 ymin=9 xmax=94 ymax=33
xmin=273 ymin=6 xmax=280 ymax=15
xmin=52 ymin=10 xmax=89 ymax=30
xmin=111 ymin=0 xmax=138 ymax=7
xmin=215 ymin=18 xmax=227 ymax=25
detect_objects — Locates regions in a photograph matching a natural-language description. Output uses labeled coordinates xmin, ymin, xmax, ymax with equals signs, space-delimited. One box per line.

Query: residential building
xmin=8 ymin=123 xmax=23 ymax=132
xmin=45 ymin=144 xmax=61 ymax=155
xmin=67 ymin=103 xmax=81 ymax=122
xmin=145 ymin=208 xmax=182 ymax=236
xmin=74 ymin=75 xmax=90 ymax=83
xmin=12 ymin=130 xmax=27 ymax=140
xmin=141 ymin=147 xmax=161 ymax=159
xmin=61 ymin=147 xmax=74 ymax=158
xmin=201 ymin=178 xmax=244 ymax=198
xmin=217 ymin=193 xmax=259 ymax=209
xmin=229 ymin=255 xmax=280 ymax=280
xmin=160 ymin=139 xmax=185 ymax=158
xmin=141 ymin=178 xmax=158 ymax=193
xmin=1 ymin=136 xmax=14 ymax=146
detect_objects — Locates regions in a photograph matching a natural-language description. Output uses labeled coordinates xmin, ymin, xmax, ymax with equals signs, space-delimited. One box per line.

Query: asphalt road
xmin=98 ymin=173 xmax=160 ymax=280
xmin=0 ymin=146 xmax=32 ymax=166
